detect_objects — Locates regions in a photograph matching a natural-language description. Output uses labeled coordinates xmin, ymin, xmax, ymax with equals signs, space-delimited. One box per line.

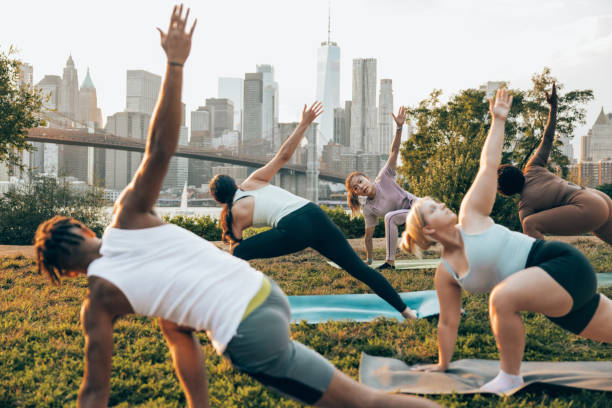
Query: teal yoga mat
xmin=597 ymin=272 xmax=612 ymax=287
xmin=288 ymin=290 xmax=439 ymax=323
xmin=326 ymin=259 xmax=440 ymax=270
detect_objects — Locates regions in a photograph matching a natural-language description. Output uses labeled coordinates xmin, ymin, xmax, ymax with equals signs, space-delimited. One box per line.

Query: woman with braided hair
xmin=210 ymin=103 xmax=416 ymax=319
xmin=32 ymin=7 xmax=440 ymax=407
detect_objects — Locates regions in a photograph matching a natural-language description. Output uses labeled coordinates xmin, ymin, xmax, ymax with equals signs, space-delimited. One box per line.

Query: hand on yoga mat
xmin=411 ymin=363 xmax=447 ymax=373
xmin=401 ymin=307 xmax=418 ymax=320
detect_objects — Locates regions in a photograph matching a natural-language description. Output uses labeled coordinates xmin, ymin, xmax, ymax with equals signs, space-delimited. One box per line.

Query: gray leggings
xmin=384 ymin=209 xmax=410 ymax=261
xmin=224 ymin=279 xmax=335 ymax=405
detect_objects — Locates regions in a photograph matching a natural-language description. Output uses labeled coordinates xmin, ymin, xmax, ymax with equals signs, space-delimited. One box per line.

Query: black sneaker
xmin=376 ymin=262 xmax=396 ymax=270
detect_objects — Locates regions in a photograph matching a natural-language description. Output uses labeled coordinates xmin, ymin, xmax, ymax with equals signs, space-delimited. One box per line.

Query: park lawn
xmin=1 ymin=239 xmax=611 ymax=407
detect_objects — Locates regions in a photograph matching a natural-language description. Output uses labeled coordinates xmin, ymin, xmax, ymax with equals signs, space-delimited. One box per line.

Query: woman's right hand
xmin=411 ymin=363 xmax=447 ymax=372
xmin=300 ymin=101 xmax=324 ymax=126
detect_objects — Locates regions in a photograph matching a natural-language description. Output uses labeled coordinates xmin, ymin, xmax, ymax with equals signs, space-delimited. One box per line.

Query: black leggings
xmin=233 ymin=203 xmax=407 ymax=312
xmin=525 ymin=240 xmax=600 ymax=334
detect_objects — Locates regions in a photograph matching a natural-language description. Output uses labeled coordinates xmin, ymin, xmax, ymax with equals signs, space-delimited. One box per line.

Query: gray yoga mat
xmin=288 ymin=290 xmax=439 ymax=323
xmin=359 ymin=353 xmax=612 ymax=396
xmin=597 ymin=272 xmax=612 ymax=287
xmin=326 ymin=259 xmax=440 ymax=270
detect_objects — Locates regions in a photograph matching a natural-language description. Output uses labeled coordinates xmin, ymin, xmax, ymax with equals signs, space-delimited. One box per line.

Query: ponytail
xmin=209 ymin=174 xmax=242 ymax=244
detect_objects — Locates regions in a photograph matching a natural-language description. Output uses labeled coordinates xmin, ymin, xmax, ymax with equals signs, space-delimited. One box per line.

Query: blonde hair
xmin=345 ymin=171 xmax=365 ymax=218
xmin=400 ymin=197 xmax=437 ymax=257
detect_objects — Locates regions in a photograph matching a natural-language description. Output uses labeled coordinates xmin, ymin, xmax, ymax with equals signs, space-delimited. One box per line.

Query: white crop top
xmin=234 ymin=184 xmax=309 ymax=227
xmin=87 ymin=224 xmax=264 ymax=354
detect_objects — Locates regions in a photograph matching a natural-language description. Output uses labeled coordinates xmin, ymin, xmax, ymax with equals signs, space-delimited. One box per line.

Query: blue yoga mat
xmin=288 ymin=290 xmax=439 ymax=323
xmin=597 ymin=272 xmax=612 ymax=288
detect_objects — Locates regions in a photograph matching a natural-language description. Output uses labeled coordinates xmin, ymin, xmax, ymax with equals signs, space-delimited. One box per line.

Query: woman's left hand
xmin=391 ymin=106 xmax=406 ymax=128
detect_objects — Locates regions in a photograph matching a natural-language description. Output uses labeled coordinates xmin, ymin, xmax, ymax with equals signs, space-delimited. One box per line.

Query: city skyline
xmin=1 ymin=0 xmax=612 ymax=158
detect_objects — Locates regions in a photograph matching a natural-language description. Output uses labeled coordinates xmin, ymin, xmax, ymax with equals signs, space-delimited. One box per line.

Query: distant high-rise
xmin=243 ymin=72 xmax=263 ymax=143
xmin=378 ymin=79 xmax=394 ymax=154
xmin=60 ymin=55 xmax=79 ymax=119
xmin=581 ymin=108 xmax=612 ymax=162
xmin=189 ymin=108 xmax=213 ymax=188
xmin=257 ymin=64 xmax=279 ymax=142
xmin=343 ymin=100 xmax=352 ymax=148
xmin=478 ymin=81 xmax=506 ymax=98
xmin=350 ymin=58 xmax=378 ymax=153
xmin=205 ymin=98 xmax=234 ymax=138
xmin=79 ymin=68 xmax=102 ymax=127
xmin=316 ymin=5 xmax=340 ymax=147
xmin=163 ymin=126 xmax=189 ymax=191
xmin=18 ymin=63 xmax=33 ymax=87
xmin=37 ymin=75 xmax=63 ymax=110
xmin=104 ymin=111 xmax=150 ymax=189
xmin=333 ymin=108 xmax=345 ymax=145
xmin=218 ymin=77 xmax=243 ymax=131
xmin=126 ymin=70 xmax=161 ymax=115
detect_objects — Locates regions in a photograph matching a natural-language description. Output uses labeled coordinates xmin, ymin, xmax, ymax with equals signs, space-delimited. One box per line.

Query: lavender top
xmin=363 ymin=163 xmax=417 ymax=228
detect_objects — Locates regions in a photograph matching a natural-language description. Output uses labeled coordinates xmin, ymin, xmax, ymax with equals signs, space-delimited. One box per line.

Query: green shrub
xmin=162 ymin=214 xmax=222 ymax=241
xmin=0 ymin=174 xmax=107 ymax=244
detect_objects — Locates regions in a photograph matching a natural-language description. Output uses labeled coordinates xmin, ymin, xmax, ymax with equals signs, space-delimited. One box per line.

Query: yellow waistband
xmin=241 ymin=277 xmax=271 ymax=321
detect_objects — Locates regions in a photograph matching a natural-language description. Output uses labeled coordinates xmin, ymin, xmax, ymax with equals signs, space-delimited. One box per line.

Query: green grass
xmin=1 ymin=238 xmax=611 ymax=407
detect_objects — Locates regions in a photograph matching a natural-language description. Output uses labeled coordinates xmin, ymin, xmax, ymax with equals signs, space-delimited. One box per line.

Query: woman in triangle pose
xmin=210 ymin=103 xmax=416 ymax=319
xmin=401 ymin=87 xmax=612 ymax=394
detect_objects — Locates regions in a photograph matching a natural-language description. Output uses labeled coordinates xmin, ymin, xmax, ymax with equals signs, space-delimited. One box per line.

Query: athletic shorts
xmin=525 ymin=240 xmax=600 ymax=334
xmin=224 ymin=278 xmax=335 ymax=405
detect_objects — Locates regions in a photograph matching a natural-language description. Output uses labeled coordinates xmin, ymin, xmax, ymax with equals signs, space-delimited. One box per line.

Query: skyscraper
xmin=243 ymin=72 xmax=263 ymax=143
xmin=79 ymin=68 xmax=102 ymax=128
xmin=189 ymin=108 xmax=213 ymax=188
xmin=257 ymin=64 xmax=279 ymax=143
xmin=58 ymin=55 xmax=87 ymax=181
xmin=60 ymin=55 xmax=79 ymax=119
xmin=378 ymin=79 xmax=394 ymax=155
xmin=126 ymin=70 xmax=161 ymax=115
xmin=205 ymin=98 xmax=234 ymax=138
xmin=350 ymin=58 xmax=378 ymax=153
xmin=218 ymin=77 xmax=243 ymax=131
xmin=18 ymin=63 xmax=33 ymax=87
xmin=315 ymin=6 xmax=340 ymax=148
xmin=581 ymin=108 xmax=612 ymax=162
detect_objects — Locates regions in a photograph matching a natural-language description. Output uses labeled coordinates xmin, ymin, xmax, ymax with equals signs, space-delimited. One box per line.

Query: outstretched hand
xmin=300 ymin=101 xmax=324 ymax=125
xmin=157 ymin=4 xmax=197 ymax=65
xmin=489 ymin=87 xmax=513 ymax=121
xmin=391 ymin=106 xmax=407 ymax=128
xmin=545 ymin=82 xmax=558 ymax=108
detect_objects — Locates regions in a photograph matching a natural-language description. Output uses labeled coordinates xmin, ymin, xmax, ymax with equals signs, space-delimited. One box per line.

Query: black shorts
xmin=525 ymin=240 xmax=600 ymax=334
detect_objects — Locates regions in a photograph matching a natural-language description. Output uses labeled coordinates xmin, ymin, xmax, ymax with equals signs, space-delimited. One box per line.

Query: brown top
xmin=518 ymin=165 xmax=582 ymax=221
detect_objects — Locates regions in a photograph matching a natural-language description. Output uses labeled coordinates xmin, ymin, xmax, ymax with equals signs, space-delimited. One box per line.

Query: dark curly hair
xmin=34 ymin=216 xmax=86 ymax=284
xmin=497 ymin=164 xmax=525 ymax=196
xmin=209 ymin=174 xmax=242 ymax=244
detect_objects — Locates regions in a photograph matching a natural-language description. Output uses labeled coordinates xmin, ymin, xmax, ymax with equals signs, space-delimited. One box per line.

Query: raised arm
xmin=117 ymin=6 xmax=196 ymax=219
xmin=244 ymin=102 xmax=323 ymax=185
xmin=386 ymin=106 xmax=406 ymax=171
xmin=525 ymin=82 xmax=558 ymax=169
xmin=78 ymin=299 xmax=114 ymax=408
xmin=459 ymin=88 xmax=513 ymax=222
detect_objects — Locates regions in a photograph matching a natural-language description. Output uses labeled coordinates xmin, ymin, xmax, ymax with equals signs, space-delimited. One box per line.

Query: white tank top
xmin=87 ymin=224 xmax=263 ymax=354
xmin=234 ymin=184 xmax=309 ymax=227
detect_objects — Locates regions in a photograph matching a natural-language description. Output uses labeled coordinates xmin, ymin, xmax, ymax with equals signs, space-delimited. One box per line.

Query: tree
xmin=0 ymin=174 xmax=108 ymax=245
xmin=398 ymin=68 xmax=593 ymax=230
xmin=0 ymin=46 xmax=44 ymax=168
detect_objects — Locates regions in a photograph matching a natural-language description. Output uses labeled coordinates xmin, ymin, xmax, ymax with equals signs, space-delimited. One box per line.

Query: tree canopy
xmin=0 ymin=47 xmax=44 ymax=168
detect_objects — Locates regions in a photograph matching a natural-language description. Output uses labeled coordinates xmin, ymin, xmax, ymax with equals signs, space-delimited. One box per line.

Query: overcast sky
xmin=2 ymin=0 xmax=611 ymax=158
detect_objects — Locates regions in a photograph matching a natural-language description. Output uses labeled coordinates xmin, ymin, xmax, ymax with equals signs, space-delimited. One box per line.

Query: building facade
xmin=350 ymin=58 xmax=378 ymax=154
